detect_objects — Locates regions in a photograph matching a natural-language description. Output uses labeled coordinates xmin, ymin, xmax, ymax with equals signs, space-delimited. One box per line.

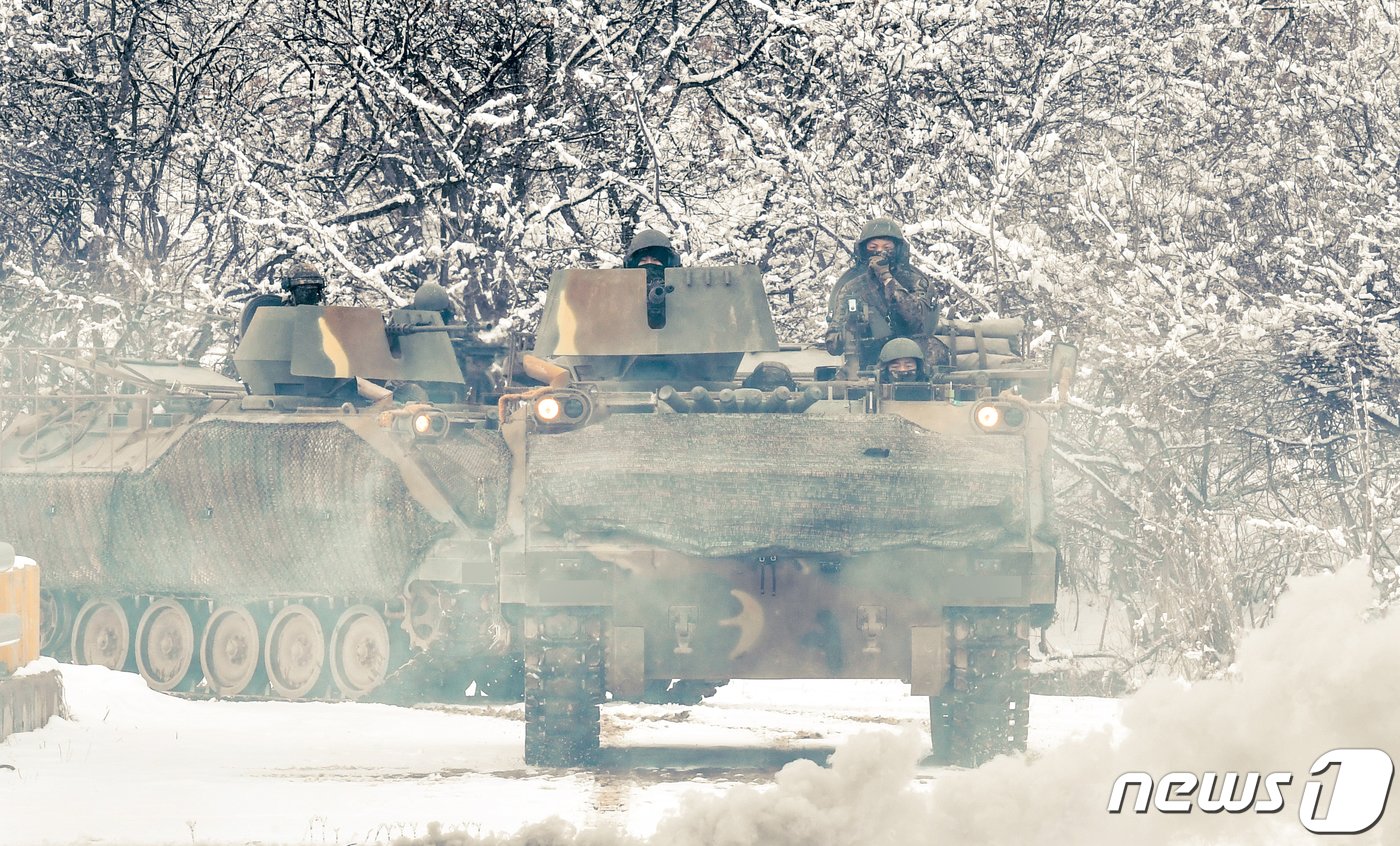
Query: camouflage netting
xmin=0 ymin=421 xmax=454 ymax=597
xmin=0 ymin=473 xmax=114 ymax=585
xmin=527 ymin=414 xmax=1028 ymax=557
xmin=414 ymin=431 xmax=512 ymax=530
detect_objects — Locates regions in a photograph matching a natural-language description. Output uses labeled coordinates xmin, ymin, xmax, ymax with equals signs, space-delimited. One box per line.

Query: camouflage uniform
xmin=825 ymin=218 xmax=938 ymax=368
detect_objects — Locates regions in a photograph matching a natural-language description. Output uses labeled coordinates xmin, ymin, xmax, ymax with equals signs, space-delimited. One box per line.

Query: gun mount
xmin=532 ymin=265 xmax=780 ymax=386
xmin=234 ymin=302 xmax=469 ymax=404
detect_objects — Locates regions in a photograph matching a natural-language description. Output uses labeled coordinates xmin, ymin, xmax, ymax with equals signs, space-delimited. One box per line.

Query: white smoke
xmin=652 ymin=731 xmax=933 ymax=846
xmin=911 ymin=561 xmax=1399 ymax=845
xmin=398 ymin=563 xmax=1398 ymax=846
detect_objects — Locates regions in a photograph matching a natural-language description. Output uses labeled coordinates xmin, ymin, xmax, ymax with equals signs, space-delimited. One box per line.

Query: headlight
xmin=379 ymin=403 xmax=449 ymax=440
xmin=535 ymin=397 xmax=561 ymax=422
xmin=530 ymin=389 xmax=593 ymax=430
xmin=973 ymin=401 xmax=1027 ymax=433
xmin=409 ymin=408 xmax=448 ymax=439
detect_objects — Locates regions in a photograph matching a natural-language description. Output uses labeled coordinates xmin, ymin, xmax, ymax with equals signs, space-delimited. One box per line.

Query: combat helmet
xmin=412 ymin=282 xmax=451 ymax=312
xmin=279 ymin=260 xmax=327 ymax=305
xmin=624 ymin=229 xmax=682 ymax=268
xmin=878 ymin=336 xmax=925 ymax=366
xmin=856 ymin=217 xmax=909 ymax=264
xmin=878 ymin=336 xmax=925 ymax=382
xmin=411 ymin=282 xmax=454 ymax=322
xmin=742 ymin=360 xmax=797 ymax=391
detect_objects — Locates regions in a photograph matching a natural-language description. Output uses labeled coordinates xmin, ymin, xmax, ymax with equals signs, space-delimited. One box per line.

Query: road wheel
xmin=329 ymin=605 xmax=395 ymax=700
xmin=135 ymin=599 xmax=202 ymax=691
xmin=71 ymin=598 xmax=132 ymax=670
xmin=201 ymin=604 xmax=266 ymax=696
xmin=265 ymin=603 xmax=328 ymax=700
xmin=39 ymin=590 xmax=74 ymax=660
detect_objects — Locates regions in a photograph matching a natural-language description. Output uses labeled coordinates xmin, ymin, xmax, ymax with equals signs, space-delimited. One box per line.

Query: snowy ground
xmin=0 ymin=666 xmax=1117 ymax=845
xmin=2 ymin=564 xmax=1396 ymax=845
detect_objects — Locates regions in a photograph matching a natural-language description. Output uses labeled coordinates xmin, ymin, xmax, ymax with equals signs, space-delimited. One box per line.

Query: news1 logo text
xmin=1108 ymin=748 xmax=1394 ymax=835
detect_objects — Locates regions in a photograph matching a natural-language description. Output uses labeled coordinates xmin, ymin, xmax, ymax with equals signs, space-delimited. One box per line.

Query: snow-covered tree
xmin=3 ymin=0 xmax=1397 ymax=678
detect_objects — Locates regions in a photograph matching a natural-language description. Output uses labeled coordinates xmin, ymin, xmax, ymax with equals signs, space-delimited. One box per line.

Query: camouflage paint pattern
xmin=533 ymin=266 xmax=779 ymax=357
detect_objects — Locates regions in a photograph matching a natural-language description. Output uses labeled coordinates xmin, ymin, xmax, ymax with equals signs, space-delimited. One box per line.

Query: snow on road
xmin=2 ymin=564 xmax=1396 ymax=846
xmin=5 ymin=664 xmax=558 ymax=844
xmin=0 ymin=666 xmax=1113 ymax=845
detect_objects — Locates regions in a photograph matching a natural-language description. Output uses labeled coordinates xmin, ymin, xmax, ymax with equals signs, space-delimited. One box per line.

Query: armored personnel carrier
xmin=0 ymin=276 xmax=517 ymax=701
xmin=505 ymin=264 xmax=1075 ymax=767
xmin=3 ymin=261 xmax=1073 ymax=769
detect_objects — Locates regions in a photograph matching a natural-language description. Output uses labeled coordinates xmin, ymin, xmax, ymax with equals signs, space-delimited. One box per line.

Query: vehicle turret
xmin=233 ymin=298 xmax=468 ymax=404
xmin=531 ymin=265 xmax=780 ymax=386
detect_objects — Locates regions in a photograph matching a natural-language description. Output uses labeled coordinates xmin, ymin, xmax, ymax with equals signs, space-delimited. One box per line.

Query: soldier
xmin=622 ymin=229 xmax=682 ymax=269
xmin=280 ymin=261 xmax=328 ymax=306
xmin=824 ymin=218 xmax=937 ymax=373
xmin=405 ymin=282 xmax=501 ymax=403
xmin=877 ymin=337 xmax=926 ymax=383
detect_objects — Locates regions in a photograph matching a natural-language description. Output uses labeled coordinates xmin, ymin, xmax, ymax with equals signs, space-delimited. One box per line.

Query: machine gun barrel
xmin=386 ymin=323 xmax=483 ymax=336
xmin=646 ymin=279 xmax=669 ymax=306
xmin=644 ymin=267 xmax=671 ymax=329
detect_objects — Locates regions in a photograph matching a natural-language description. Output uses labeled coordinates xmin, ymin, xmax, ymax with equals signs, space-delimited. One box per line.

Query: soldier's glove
xmin=868 ymin=255 xmax=900 ymax=298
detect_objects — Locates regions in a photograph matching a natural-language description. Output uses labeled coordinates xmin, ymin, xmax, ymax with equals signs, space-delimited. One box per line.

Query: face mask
xmin=889 ymin=366 xmax=919 ymax=383
xmin=866 ymin=241 xmax=895 ymax=260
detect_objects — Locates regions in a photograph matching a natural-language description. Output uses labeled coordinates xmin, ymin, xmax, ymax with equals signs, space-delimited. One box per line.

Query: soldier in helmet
xmin=623 ymin=229 xmax=682 ymax=269
xmin=281 ymin=261 xmax=328 ymax=306
xmin=878 ymin=337 xmax=926 ymax=383
xmin=824 ymin=218 xmax=938 ymax=372
xmin=624 ymin=229 xmax=682 ymax=332
xmin=406 ymin=281 xmax=501 ymax=403
xmin=743 ymin=360 xmax=798 ymax=391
